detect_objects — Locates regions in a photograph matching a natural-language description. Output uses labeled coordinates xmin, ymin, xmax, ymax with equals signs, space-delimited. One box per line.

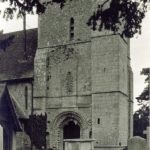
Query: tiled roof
xmin=0 ymin=29 xmax=37 ymax=81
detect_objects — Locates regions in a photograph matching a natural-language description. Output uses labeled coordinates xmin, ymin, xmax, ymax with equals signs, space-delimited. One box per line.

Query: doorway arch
xmin=51 ymin=111 xmax=86 ymax=150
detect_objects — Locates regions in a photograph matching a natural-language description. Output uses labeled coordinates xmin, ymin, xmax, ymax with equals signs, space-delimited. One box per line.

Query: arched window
xmin=70 ymin=17 xmax=75 ymax=40
xmin=25 ymin=86 xmax=28 ymax=109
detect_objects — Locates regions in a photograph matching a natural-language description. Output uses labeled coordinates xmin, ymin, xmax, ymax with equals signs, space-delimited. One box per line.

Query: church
xmin=0 ymin=0 xmax=133 ymax=150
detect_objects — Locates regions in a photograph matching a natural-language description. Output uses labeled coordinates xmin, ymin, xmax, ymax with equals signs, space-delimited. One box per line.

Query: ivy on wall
xmin=24 ymin=114 xmax=48 ymax=150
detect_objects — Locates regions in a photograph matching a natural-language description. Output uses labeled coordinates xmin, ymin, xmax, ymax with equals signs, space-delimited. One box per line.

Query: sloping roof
xmin=0 ymin=29 xmax=37 ymax=81
xmin=0 ymin=84 xmax=24 ymax=131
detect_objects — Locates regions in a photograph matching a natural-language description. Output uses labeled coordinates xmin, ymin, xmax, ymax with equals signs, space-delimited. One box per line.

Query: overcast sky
xmin=0 ymin=3 xmax=149 ymax=112
xmin=130 ymin=12 xmax=150 ymax=111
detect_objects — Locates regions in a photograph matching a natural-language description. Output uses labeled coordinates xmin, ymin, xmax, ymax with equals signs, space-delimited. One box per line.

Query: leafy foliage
xmin=1 ymin=0 xmax=150 ymax=38
xmin=87 ymin=0 xmax=149 ymax=38
xmin=2 ymin=0 xmax=72 ymax=19
xmin=133 ymin=68 xmax=150 ymax=138
xmin=134 ymin=106 xmax=149 ymax=138
xmin=137 ymin=68 xmax=150 ymax=101
xmin=25 ymin=114 xmax=48 ymax=150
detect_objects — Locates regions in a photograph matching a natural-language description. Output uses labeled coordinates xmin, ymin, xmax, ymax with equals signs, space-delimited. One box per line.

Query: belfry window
xmin=70 ymin=18 xmax=75 ymax=40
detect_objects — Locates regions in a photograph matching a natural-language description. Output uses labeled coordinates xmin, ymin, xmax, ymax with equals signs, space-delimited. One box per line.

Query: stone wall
xmin=92 ymin=93 xmax=120 ymax=145
xmin=128 ymin=68 xmax=133 ymax=138
xmin=38 ymin=0 xmax=92 ymax=48
xmin=91 ymin=35 xmax=129 ymax=146
xmin=118 ymin=94 xmax=128 ymax=145
xmin=6 ymin=82 xmax=33 ymax=150
xmin=8 ymin=82 xmax=33 ymax=115
xmin=91 ymin=35 xmax=128 ymax=94
xmin=46 ymin=43 xmax=91 ymax=98
xmin=34 ymin=49 xmax=47 ymax=97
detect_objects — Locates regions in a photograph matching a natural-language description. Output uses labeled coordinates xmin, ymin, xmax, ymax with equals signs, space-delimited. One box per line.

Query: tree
xmin=1 ymin=0 xmax=150 ymax=38
xmin=133 ymin=68 xmax=150 ymax=138
xmin=137 ymin=68 xmax=150 ymax=102
xmin=24 ymin=114 xmax=48 ymax=149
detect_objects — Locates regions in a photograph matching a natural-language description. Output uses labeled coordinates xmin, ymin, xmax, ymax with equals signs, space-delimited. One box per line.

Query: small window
xmin=97 ymin=118 xmax=100 ymax=124
xmin=25 ymin=86 xmax=28 ymax=109
xmin=70 ymin=17 xmax=74 ymax=24
xmin=89 ymin=130 xmax=92 ymax=138
xmin=46 ymin=57 xmax=49 ymax=68
xmin=70 ymin=26 xmax=74 ymax=30
xmin=70 ymin=18 xmax=75 ymax=40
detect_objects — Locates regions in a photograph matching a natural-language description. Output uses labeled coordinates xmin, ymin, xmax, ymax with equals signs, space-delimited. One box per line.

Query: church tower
xmin=33 ymin=0 xmax=133 ymax=150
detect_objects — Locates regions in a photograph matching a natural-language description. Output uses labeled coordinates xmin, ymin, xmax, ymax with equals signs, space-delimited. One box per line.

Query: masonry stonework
xmin=34 ymin=0 xmax=133 ymax=150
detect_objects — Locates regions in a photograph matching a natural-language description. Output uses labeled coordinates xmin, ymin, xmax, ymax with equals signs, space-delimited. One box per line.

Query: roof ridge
xmin=2 ymin=28 xmax=38 ymax=35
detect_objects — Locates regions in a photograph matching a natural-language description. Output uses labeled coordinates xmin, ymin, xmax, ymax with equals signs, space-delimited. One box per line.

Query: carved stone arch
xmin=50 ymin=111 xmax=89 ymax=150
xmin=51 ymin=111 xmax=89 ymax=130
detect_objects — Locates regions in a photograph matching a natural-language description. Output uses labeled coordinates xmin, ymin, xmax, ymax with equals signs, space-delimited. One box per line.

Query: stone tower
xmin=33 ymin=0 xmax=133 ymax=150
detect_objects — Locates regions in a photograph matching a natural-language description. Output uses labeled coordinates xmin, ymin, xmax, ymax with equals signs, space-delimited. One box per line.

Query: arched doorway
xmin=63 ymin=121 xmax=80 ymax=139
xmin=51 ymin=111 xmax=88 ymax=150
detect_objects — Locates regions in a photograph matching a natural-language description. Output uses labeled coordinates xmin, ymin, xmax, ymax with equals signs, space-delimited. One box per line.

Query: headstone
xmin=24 ymin=133 xmax=31 ymax=150
xmin=128 ymin=136 xmax=147 ymax=150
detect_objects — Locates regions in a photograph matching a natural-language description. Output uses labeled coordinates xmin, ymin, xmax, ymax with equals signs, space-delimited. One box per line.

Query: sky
xmin=130 ymin=12 xmax=150 ymax=111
